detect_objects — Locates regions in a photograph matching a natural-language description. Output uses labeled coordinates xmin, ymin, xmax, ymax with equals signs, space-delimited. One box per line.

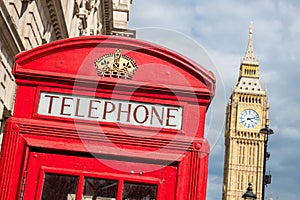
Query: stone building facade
xmin=0 ymin=0 xmax=135 ymax=146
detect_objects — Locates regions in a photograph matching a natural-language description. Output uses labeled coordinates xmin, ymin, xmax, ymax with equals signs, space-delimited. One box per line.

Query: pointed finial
xmin=249 ymin=21 xmax=253 ymax=35
xmin=270 ymin=193 xmax=273 ymax=200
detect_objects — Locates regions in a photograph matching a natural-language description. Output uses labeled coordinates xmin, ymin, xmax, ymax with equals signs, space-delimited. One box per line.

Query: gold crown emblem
xmin=95 ymin=49 xmax=137 ymax=79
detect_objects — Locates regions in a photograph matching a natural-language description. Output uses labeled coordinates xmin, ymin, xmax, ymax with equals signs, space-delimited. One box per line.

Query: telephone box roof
xmin=14 ymin=36 xmax=215 ymax=101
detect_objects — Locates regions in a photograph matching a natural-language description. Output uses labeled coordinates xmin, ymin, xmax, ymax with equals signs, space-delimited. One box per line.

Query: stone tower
xmin=222 ymin=22 xmax=269 ymax=200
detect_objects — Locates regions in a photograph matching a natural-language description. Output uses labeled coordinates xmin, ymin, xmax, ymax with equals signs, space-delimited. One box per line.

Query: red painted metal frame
xmin=25 ymin=152 xmax=176 ymax=200
xmin=0 ymin=36 xmax=215 ymax=200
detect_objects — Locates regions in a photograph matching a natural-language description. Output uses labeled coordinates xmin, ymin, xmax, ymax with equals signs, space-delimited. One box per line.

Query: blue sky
xmin=129 ymin=0 xmax=300 ymax=199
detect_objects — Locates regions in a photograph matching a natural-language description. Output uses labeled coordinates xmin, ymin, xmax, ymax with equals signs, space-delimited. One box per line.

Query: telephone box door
xmin=23 ymin=152 xmax=177 ymax=200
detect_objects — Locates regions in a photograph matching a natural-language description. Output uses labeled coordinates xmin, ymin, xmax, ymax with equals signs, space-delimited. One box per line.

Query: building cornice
xmin=39 ymin=0 xmax=69 ymax=39
xmin=101 ymin=0 xmax=113 ymax=35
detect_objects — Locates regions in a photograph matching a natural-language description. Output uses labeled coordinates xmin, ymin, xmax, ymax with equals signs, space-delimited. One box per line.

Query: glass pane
xmin=82 ymin=177 xmax=118 ymax=200
xmin=41 ymin=173 xmax=78 ymax=200
xmin=122 ymin=182 xmax=157 ymax=200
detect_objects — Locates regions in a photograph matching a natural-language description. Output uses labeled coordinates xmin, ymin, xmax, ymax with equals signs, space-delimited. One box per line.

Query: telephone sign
xmin=38 ymin=92 xmax=183 ymax=130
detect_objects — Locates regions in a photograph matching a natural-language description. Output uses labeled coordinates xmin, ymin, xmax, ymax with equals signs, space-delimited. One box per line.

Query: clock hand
xmin=247 ymin=117 xmax=258 ymax=123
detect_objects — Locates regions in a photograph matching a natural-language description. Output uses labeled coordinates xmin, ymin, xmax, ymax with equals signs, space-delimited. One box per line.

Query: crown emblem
xmin=95 ymin=49 xmax=137 ymax=79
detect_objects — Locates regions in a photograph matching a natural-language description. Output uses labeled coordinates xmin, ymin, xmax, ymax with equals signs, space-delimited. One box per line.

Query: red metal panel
xmin=0 ymin=121 xmax=26 ymax=199
xmin=13 ymin=85 xmax=37 ymax=118
xmin=24 ymin=152 xmax=177 ymax=200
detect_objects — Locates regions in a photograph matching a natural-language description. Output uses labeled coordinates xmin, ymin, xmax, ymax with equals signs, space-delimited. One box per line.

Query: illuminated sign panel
xmin=38 ymin=92 xmax=183 ymax=130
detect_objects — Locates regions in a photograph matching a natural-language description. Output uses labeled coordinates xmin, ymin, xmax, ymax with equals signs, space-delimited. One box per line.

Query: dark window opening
xmin=122 ymin=182 xmax=157 ymax=200
xmin=41 ymin=173 xmax=78 ymax=200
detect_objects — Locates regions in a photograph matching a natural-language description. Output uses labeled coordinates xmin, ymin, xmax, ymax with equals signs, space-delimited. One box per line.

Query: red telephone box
xmin=0 ymin=36 xmax=215 ymax=200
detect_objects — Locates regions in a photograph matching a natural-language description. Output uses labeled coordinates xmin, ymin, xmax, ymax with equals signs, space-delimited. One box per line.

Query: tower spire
xmin=236 ymin=22 xmax=264 ymax=93
xmin=242 ymin=21 xmax=259 ymax=65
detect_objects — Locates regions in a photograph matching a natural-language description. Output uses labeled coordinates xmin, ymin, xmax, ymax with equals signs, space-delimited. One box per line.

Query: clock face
xmin=240 ymin=109 xmax=259 ymax=128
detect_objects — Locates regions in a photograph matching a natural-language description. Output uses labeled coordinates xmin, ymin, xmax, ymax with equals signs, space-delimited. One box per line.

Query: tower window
xmin=238 ymin=144 xmax=245 ymax=165
xmin=249 ymin=146 xmax=252 ymax=165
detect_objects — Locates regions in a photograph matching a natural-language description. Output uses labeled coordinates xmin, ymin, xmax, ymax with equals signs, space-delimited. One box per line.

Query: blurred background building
xmin=0 ymin=0 xmax=135 ymax=147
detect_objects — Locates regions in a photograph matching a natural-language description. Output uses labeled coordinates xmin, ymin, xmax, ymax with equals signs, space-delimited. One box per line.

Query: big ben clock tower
xmin=222 ymin=23 xmax=269 ymax=200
